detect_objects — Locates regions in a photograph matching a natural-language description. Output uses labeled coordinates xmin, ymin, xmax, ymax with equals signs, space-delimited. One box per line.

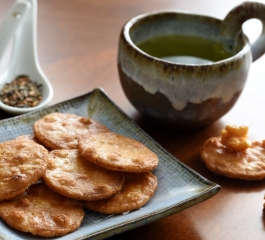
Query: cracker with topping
xmin=200 ymin=125 xmax=265 ymax=180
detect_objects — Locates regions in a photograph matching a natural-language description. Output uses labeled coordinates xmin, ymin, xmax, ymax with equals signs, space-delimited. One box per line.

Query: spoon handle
xmin=0 ymin=0 xmax=31 ymax=64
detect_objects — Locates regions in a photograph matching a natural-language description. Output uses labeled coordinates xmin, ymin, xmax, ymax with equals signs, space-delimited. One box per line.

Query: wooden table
xmin=1 ymin=0 xmax=265 ymax=239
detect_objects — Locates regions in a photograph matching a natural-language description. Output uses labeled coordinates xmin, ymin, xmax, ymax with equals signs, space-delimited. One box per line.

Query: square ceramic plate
xmin=0 ymin=88 xmax=220 ymax=240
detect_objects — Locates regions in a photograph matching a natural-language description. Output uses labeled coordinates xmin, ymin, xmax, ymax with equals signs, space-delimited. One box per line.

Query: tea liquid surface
xmin=136 ymin=35 xmax=233 ymax=64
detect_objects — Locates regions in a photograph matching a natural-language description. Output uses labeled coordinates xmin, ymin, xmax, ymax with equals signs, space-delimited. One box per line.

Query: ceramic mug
xmin=118 ymin=1 xmax=265 ymax=130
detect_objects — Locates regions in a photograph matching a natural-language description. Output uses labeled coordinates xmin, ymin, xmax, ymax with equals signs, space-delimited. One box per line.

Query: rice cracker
xmin=79 ymin=132 xmax=159 ymax=172
xmin=83 ymin=171 xmax=158 ymax=214
xmin=0 ymin=139 xmax=48 ymax=201
xmin=43 ymin=149 xmax=125 ymax=200
xmin=200 ymin=137 xmax=265 ymax=180
xmin=0 ymin=181 xmax=84 ymax=237
xmin=15 ymin=134 xmax=41 ymax=144
xmin=33 ymin=112 xmax=110 ymax=150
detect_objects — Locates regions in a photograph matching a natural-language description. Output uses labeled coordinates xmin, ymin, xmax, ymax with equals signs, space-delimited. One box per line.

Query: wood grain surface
xmin=0 ymin=0 xmax=265 ymax=239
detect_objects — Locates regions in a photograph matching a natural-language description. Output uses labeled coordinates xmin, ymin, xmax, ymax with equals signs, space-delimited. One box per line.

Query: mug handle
xmin=221 ymin=1 xmax=265 ymax=62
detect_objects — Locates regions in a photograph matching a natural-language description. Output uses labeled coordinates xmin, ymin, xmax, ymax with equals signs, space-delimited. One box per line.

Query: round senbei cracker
xmin=0 ymin=139 xmax=48 ymax=201
xmin=79 ymin=132 xmax=159 ymax=172
xmin=200 ymin=137 xmax=265 ymax=180
xmin=43 ymin=149 xmax=125 ymax=201
xmin=15 ymin=134 xmax=42 ymax=144
xmin=33 ymin=112 xmax=110 ymax=150
xmin=0 ymin=181 xmax=84 ymax=237
xmin=83 ymin=171 xmax=158 ymax=214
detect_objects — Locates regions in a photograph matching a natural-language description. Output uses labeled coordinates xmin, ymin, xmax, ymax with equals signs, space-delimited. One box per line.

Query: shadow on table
xmin=132 ymin=112 xmax=265 ymax=193
xmin=0 ymin=109 xmax=13 ymax=120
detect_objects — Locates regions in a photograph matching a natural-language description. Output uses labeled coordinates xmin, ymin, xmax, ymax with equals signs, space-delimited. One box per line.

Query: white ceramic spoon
xmin=0 ymin=0 xmax=53 ymax=115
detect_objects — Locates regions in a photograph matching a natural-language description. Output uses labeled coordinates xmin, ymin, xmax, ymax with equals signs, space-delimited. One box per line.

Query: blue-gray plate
xmin=0 ymin=88 xmax=220 ymax=240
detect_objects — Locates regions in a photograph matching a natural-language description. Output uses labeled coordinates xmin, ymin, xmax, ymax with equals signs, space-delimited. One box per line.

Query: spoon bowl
xmin=0 ymin=0 xmax=53 ymax=115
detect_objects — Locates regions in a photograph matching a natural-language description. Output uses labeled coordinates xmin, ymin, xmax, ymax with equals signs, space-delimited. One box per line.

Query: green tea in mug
xmin=136 ymin=35 xmax=234 ymax=64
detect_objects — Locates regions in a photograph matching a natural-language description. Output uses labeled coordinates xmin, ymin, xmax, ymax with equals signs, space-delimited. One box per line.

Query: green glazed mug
xmin=118 ymin=1 xmax=265 ymax=130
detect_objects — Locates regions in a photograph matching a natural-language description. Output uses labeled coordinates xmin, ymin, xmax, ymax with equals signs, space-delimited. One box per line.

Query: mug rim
xmin=122 ymin=10 xmax=252 ymax=66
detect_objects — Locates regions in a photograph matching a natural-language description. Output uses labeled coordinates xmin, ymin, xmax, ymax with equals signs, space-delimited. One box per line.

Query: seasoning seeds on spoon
xmin=0 ymin=75 xmax=42 ymax=108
